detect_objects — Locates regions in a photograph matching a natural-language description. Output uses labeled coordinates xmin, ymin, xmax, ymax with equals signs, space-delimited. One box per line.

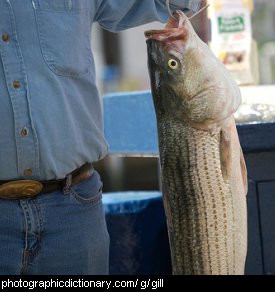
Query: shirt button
xmin=13 ymin=80 xmax=21 ymax=89
xmin=24 ymin=168 xmax=33 ymax=177
xmin=2 ymin=34 xmax=10 ymax=42
xmin=21 ymin=128 xmax=28 ymax=137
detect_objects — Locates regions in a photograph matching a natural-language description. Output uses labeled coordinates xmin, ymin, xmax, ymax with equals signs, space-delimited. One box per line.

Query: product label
xmin=208 ymin=0 xmax=258 ymax=85
xmin=218 ymin=15 xmax=245 ymax=33
xmin=210 ymin=8 xmax=252 ymax=71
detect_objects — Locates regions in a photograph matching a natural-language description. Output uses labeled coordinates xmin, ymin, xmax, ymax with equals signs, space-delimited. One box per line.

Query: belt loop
xmin=63 ymin=174 xmax=72 ymax=195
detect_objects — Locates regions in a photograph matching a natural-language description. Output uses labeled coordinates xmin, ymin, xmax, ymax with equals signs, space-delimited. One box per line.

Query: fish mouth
xmin=145 ymin=10 xmax=188 ymax=42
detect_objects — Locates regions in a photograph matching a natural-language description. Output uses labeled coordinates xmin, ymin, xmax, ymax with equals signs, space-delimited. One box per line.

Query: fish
xmin=145 ymin=10 xmax=248 ymax=275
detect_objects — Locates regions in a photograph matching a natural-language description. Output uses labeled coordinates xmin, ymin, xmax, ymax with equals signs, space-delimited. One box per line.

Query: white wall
xmin=120 ymin=22 xmax=164 ymax=90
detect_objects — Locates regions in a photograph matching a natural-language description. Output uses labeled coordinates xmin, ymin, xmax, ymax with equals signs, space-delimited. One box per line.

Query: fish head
xmin=145 ymin=11 xmax=241 ymax=130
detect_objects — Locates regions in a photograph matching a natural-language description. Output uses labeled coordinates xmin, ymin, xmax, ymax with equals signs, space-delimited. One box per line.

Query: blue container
xmin=103 ymin=192 xmax=171 ymax=275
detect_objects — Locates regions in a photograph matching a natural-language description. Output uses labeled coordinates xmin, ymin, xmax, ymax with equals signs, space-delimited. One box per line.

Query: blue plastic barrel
xmin=103 ymin=192 xmax=172 ymax=275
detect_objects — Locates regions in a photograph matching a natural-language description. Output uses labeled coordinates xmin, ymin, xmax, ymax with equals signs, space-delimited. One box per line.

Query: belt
xmin=0 ymin=163 xmax=93 ymax=200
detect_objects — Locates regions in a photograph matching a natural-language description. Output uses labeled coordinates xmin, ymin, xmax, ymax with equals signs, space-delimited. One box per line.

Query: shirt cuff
xmin=170 ymin=0 xmax=202 ymax=12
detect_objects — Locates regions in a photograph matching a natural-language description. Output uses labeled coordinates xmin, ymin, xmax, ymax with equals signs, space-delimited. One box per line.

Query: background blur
xmin=92 ymin=0 xmax=275 ymax=95
xmin=92 ymin=0 xmax=275 ymax=192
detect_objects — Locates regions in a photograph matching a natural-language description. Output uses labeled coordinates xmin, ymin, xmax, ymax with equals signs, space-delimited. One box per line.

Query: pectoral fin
xmin=240 ymin=147 xmax=248 ymax=195
xmin=220 ymin=118 xmax=248 ymax=196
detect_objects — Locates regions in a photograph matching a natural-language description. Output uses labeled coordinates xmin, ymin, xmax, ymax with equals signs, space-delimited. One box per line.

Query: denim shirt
xmin=0 ymin=0 xmax=201 ymax=181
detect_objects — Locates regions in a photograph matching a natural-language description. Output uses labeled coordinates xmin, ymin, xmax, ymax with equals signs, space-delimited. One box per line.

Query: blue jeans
xmin=0 ymin=170 xmax=110 ymax=275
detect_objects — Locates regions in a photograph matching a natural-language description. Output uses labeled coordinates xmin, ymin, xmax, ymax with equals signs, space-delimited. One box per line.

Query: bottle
xmin=208 ymin=0 xmax=259 ymax=85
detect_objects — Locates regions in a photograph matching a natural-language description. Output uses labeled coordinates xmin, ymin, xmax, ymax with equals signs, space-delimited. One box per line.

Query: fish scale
xmin=158 ymin=118 xmax=239 ymax=275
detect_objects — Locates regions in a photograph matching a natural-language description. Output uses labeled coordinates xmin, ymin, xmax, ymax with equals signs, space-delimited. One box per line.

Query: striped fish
xmin=145 ymin=11 xmax=248 ymax=275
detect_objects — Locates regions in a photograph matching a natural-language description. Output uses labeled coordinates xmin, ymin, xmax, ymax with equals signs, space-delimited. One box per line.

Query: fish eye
xmin=168 ymin=59 xmax=179 ymax=70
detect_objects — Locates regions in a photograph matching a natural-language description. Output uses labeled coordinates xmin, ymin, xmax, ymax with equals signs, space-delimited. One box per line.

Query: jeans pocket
xmin=33 ymin=0 xmax=92 ymax=78
xmin=69 ymin=170 xmax=103 ymax=206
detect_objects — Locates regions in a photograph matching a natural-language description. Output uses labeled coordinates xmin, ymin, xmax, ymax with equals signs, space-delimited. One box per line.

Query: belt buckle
xmin=0 ymin=180 xmax=43 ymax=199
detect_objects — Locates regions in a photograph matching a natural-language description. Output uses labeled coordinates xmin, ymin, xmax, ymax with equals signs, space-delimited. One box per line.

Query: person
xmin=0 ymin=0 xmax=201 ymax=275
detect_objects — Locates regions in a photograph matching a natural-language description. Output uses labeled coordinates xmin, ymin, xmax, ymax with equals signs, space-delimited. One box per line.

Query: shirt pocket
xmin=33 ymin=0 xmax=92 ymax=78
